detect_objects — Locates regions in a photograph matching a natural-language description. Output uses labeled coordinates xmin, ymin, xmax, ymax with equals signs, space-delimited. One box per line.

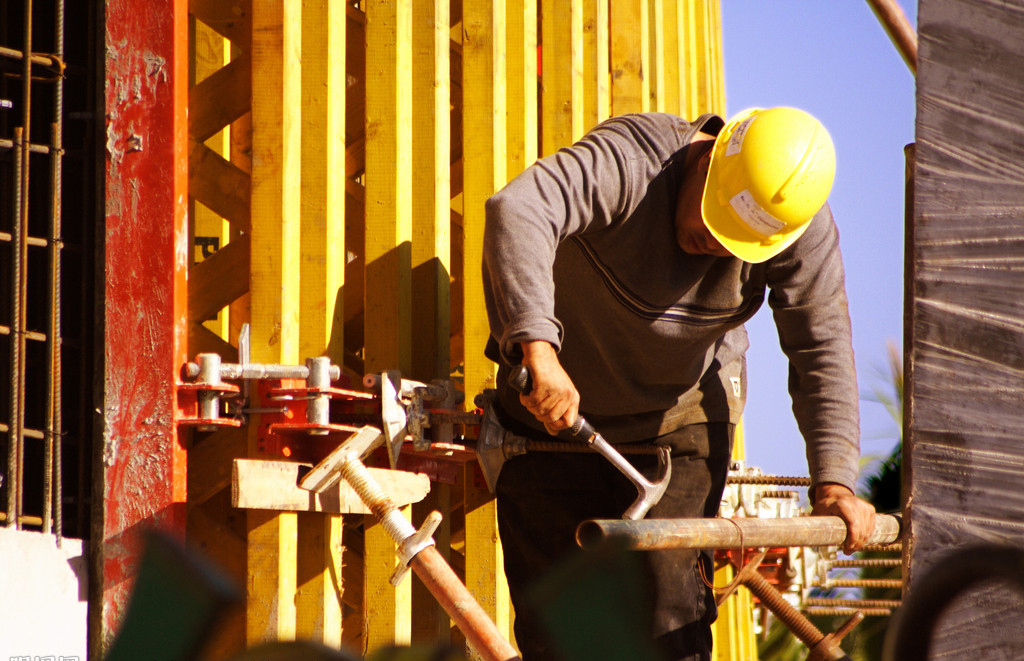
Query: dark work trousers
xmin=495 ymin=422 xmax=734 ymax=661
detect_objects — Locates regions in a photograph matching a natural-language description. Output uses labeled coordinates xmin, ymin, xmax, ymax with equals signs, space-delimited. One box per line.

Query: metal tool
xmin=299 ymin=427 xmax=521 ymax=661
xmin=508 ymin=365 xmax=671 ymax=520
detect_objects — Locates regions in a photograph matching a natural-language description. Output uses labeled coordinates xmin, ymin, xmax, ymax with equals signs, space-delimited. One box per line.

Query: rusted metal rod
xmin=865 ymin=0 xmax=918 ymax=74
xmin=576 ymin=514 xmax=902 ymax=551
xmin=822 ymin=578 xmax=903 ymax=590
xmin=806 ymin=598 xmax=902 ymax=610
xmin=829 ymin=558 xmax=901 ymax=569
xmin=807 ymin=607 xmax=892 ymax=618
xmin=726 ymin=474 xmax=811 ymax=487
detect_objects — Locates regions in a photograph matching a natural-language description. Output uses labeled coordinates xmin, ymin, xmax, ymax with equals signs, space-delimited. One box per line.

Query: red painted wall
xmin=99 ymin=0 xmax=189 ymax=652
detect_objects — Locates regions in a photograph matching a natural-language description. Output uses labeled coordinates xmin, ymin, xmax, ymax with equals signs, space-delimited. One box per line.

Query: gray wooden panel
xmin=907 ymin=0 xmax=1024 ymax=655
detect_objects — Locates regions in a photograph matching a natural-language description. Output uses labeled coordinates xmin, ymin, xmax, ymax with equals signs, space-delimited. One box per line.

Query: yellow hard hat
xmin=701 ymin=107 xmax=836 ymax=263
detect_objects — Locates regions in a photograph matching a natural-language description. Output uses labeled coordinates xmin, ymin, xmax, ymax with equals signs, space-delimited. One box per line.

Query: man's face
xmin=674 ymin=146 xmax=732 ymax=258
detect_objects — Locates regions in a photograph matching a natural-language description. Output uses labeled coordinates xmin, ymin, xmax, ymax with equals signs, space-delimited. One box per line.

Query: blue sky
xmin=720 ymin=2 xmax=917 ymax=486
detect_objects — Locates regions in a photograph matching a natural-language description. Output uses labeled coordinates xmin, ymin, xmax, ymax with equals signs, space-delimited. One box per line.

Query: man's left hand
xmin=811 ymin=483 xmax=877 ymax=554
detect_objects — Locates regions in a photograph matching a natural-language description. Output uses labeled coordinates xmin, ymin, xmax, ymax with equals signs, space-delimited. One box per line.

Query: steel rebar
xmin=806 ymin=598 xmax=902 ymax=610
xmin=48 ymin=0 xmax=66 ymax=543
xmin=576 ymin=514 xmax=902 ymax=551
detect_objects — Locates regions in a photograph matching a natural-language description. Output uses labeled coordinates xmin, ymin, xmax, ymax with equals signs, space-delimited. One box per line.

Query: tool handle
xmin=507 ymin=365 xmax=596 ymax=443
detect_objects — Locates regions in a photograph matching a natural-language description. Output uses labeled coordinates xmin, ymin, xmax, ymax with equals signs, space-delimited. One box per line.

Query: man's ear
xmin=697 ymin=146 xmax=713 ymax=174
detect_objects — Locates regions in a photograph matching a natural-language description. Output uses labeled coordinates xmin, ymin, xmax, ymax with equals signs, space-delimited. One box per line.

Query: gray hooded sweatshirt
xmin=482 ymin=112 xmax=860 ymax=492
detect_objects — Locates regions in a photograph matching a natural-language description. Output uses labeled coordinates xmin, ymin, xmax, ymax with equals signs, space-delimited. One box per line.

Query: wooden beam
xmin=906 ymin=0 xmax=1024 ymax=654
xmin=541 ymin=0 xmax=583 ymax=157
xmin=679 ymin=0 xmax=699 ymax=120
xmin=464 ymin=463 xmax=512 ymax=649
xmin=188 ymin=139 xmax=251 ymax=232
xmin=300 ymin=0 xmax=346 ymax=363
xmin=296 ymin=2 xmax=348 ymax=646
xmin=411 ymin=0 xmax=452 ymax=383
xmin=189 ymin=0 xmax=252 ymax=51
xmin=188 ymin=233 xmax=251 ymax=323
xmin=609 ymin=0 xmax=648 ymax=115
xmin=506 ymin=0 xmax=537 ymax=177
xmin=648 ymin=0 xmax=665 ymax=112
xmin=660 ymin=0 xmax=680 ymax=116
xmin=363 ymin=510 xmax=413 ymax=651
xmin=187 ymin=427 xmax=246 ymax=507
xmin=582 ymin=0 xmax=610 ymax=131
xmin=231 ymin=459 xmax=431 ymax=514
xmin=189 ymin=52 xmax=252 ymax=143
xmin=462 ymin=0 xmax=505 ymax=403
xmin=247 ymin=0 xmax=302 ymax=644
xmin=363 ymin=0 xmax=414 ymax=376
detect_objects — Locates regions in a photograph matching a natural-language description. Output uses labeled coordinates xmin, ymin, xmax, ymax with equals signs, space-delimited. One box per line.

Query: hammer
xmin=509 ymin=365 xmax=671 ymax=520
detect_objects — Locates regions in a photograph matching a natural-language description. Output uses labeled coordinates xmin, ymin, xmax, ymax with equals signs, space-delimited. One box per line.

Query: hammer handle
xmin=508 ymin=364 xmax=597 ymax=443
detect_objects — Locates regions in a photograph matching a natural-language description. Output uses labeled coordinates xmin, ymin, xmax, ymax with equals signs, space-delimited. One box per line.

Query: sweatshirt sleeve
xmin=483 ymin=114 xmax=687 ymax=364
xmin=766 ymin=204 xmax=861 ymax=492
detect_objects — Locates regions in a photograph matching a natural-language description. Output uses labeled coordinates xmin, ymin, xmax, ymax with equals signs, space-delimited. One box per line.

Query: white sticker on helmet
xmin=725 ymin=116 xmax=756 ymax=157
xmin=729 ymin=190 xmax=785 ymax=237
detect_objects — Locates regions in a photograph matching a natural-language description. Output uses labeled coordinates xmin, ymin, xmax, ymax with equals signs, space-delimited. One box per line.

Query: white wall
xmin=0 ymin=528 xmax=88 ymax=659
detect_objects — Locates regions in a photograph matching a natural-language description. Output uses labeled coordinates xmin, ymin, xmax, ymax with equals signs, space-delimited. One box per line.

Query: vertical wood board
xmin=907 ymin=0 xmax=1024 ymax=654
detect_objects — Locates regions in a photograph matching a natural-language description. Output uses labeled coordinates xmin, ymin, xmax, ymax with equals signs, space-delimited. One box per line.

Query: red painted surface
xmin=101 ymin=0 xmax=189 ymax=649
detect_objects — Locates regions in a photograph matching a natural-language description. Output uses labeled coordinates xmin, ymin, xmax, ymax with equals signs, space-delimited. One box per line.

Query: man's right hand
xmin=518 ymin=340 xmax=580 ymax=435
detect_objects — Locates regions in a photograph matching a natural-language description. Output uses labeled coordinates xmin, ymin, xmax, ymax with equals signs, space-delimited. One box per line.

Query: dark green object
xmin=103 ymin=530 xmax=242 ymax=661
xmin=526 ymin=539 xmax=662 ymax=661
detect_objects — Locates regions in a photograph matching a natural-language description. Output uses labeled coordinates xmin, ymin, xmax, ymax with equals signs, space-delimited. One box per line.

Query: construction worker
xmin=482 ymin=107 xmax=877 ymax=661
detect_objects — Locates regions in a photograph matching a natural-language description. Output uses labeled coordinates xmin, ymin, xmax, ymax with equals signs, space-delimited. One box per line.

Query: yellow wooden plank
xmin=247 ymin=509 xmax=299 ymax=642
xmin=609 ymin=0 xmax=648 ymax=115
xmin=541 ymin=0 xmax=583 ymax=157
xmin=464 ymin=464 xmax=511 ymax=659
xmin=299 ymin=0 xmax=346 ymax=363
xmin=364 ymin=0 xmax=413 ymax=376
xmin=693 ymin=0 xmax=715 ymax=116
xmin=411 ymin=0 xmax=451 ymax=383
xmin=506 ymin=0 xmax=538 ymax=178
xmin=661 ymin=0 xmax=681 ymax=116
xmin=680 ymin=0 xmax=700 ymax=120
xmin=362 ymin=0 xmax=414 ymax=648
xmin=582 ymin=0 xmax=609 ymax=131
xmin=411 ymin=484 xmax=452 ymax=645
xmin=708 ymin=0 xmax=726 ymax=115
xmin=296 ymin=512 xmax=344 ymax=647
xmin=363 ymin=510 xmax=413 ymax=653
xmin=462 ymin=0 xmax=505 ymax=403
xmin=247 ymin=0 xmax=302 ymax=645
xmin=648 ymin=0 xmax=665 ymax=113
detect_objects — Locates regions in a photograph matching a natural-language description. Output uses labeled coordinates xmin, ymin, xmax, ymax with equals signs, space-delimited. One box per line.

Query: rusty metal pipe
xmin=323 ymin=430 xmax=521 ymax=661
xmin=576 ymin=514 xmax=901 ymax=551
xmin=806 ymin=598 xmax=902 ymax=610
xmin=865 ymin=0 xmax=918 ymax=74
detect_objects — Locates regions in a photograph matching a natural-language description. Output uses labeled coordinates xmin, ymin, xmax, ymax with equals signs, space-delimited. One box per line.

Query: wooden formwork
xmin=179 ymin=0 xmax=740 ymax=658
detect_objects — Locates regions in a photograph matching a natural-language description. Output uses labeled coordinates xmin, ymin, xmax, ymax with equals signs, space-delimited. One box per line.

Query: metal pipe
xmin=865 ymin=0 xmax=918 ymax=74
xmin=576 ymin=514 xmax=902 ymax=551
